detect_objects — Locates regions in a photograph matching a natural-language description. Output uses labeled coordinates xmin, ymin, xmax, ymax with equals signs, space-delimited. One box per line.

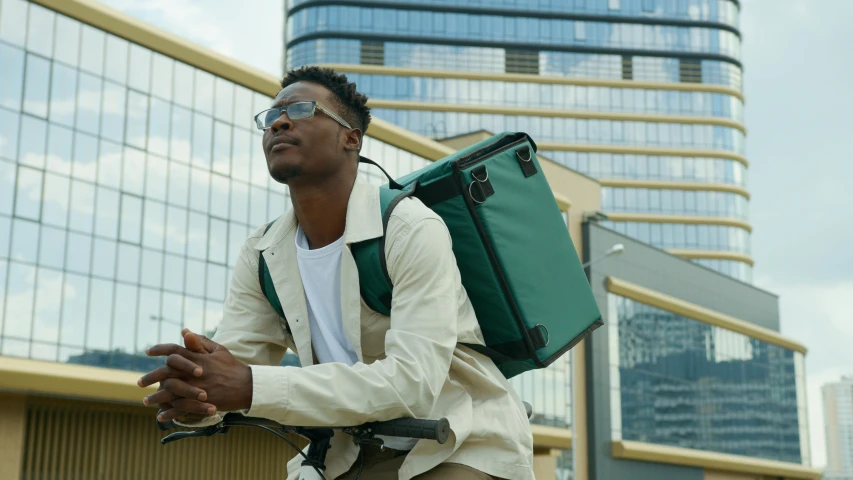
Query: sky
xmin=97 ymin=0 xmax=853 ymax=468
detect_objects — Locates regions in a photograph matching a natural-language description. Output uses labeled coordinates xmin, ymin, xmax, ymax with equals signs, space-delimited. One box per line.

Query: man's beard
xmin=271 ymin=166 xmax=303 ymax=184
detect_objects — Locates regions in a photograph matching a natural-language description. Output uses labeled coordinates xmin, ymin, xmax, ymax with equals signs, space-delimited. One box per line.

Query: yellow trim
xmin=367 ymin=100 xmax=747 ymax=134
xmin=603 ymin=212 xmax=752 ymax=233
xmin=537 ymin=143 xmax=749 ymax=167
xmin=0 ymin=356 xmax=156 ymax=404
xmin=553 ymin=192 xmax=572 ymax=210
xmin=599 ymin=179 xmax=750 ymax=199
xmin=611 ymin=441 xmax=822 ymax=480
xmin=31 ymin=0 xmax=281 ymax=97
xmin=605 ymin=277 xmax=808 ymax=354
xmin=531 ymin=424 xmax=573 ymax=450
xmin=367 ymin=118 xmax=456 ymax=160
xmin=318 ymin=64 xmax=746 ymax=102
xmin=666 ymin=249 xmax=755 ymax=266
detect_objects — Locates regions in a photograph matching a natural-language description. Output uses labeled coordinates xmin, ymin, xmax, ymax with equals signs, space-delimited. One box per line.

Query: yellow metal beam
xmin=318 ymin=63 xmax=746 ymax=101
xmin=602 ymin=212 xmax=752 ymax=233
xmin=612 ymin=441 xmax=822 ymax=479
xmin=599 ymin=179 xmax=750 ymax=199
xmin=531 ymin=424 xmax=573 ymax=450
xmin=367 ymin=118 xmax=456 ymax=161
xmin=367 ymin=100 xmax=747 ymax=133
xmin=605 ymin=277 xmax=808 ymax=354
xmin=537 ymin=143 xmax=749 ymax=167
xmin=0 ymin=356 xmax=156 ymax=404
xmin=666 ymin=249 xmax=755 ymax=266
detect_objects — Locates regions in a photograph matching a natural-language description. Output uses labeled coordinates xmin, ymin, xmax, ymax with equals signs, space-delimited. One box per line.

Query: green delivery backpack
xmin=258 ymin=132 xmax=602 ymax=378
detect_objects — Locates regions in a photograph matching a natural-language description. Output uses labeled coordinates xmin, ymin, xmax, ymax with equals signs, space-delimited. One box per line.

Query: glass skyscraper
xmin=284 ymin=0 xmax=752 ymax=283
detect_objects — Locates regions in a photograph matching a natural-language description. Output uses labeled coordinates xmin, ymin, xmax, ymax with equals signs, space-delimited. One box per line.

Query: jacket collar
xmin=253 ymin=179 xmax=383 ymax=251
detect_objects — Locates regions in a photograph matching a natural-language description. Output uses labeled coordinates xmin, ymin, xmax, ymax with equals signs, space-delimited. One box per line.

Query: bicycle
xmin=156 ymin=413 xmax=451 ymax=480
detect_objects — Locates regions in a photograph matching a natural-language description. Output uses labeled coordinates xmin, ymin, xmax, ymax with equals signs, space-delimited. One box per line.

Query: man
xmin=137 ymin=67 xmax=535 ymax=480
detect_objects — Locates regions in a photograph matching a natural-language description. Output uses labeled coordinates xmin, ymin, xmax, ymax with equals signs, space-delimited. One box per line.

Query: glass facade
xmin=284 ymin=0 xmax=752 ymax=283
xmin=607 ymin=294 xmax=808 ymax=464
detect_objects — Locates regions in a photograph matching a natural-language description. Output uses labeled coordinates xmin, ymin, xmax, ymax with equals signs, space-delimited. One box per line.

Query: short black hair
xmin=281 ymin=66 xmax=371 ymax=133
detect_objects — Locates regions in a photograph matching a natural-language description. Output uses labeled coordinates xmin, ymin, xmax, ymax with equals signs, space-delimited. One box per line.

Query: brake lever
xmin=160 ymin=423 xmax=228 ymax=445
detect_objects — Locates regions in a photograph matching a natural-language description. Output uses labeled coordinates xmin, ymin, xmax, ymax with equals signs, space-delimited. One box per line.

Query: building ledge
xmin=612 ymin=440 xmax=822 ymax=480
xmin=531 ymin=424 xmax=572 ymax=450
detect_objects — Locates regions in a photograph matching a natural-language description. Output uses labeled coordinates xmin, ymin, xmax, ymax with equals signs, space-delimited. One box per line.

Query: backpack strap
xmin=258 ymin=221 xmax=290 ymax=334
xmin=351 ymin=183 xmax=417 ymax=316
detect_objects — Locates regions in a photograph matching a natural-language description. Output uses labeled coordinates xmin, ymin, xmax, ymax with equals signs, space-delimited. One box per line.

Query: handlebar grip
xmin=156 ymin=419 xmax=176 ymax=431
xmin=364 ymin=417 xmax=451 ymax=444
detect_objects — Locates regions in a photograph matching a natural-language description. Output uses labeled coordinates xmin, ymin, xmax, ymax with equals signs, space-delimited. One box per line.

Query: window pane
xmin=42 ymin=173 xmax=70 ymax=228
xmin=19 ymin=114 xmax=47 ymax=168
xmin=23 ymin=54 xmax=50 ymax=118
xmin=47 ymin=124 xmax=73 ymax=175
xmin=5 ymin=261 xmax=36 ymax=339
xmin=79 ymin=25 xmax=105 ymax=76
xmin=91 ymin=238 xmax=117 ymax=279
xmin=68 ymin=180 xmax=95 ymax=234
xmin=122 ymin=147 xmax=145 ymax=196
xmin=214 ymin=78 xmax=234 ymax=122
xmin=97 ymin=139 xmax=122 ymax=188
xmin=194 ymin=70 xmax=214 ymax=115
xmin=165 ymin=206 xmax=187 ymax=254
xmin=1 ymin=159 xmax=16 ymax=215
xmin=168 ymin=161 xmax=189 ymax=207
xmin=116 ymin=243 xmax=140 ymax=284
xmin=11 ymin=218 xmax=38 ymax=263
xmin=185 ymin=259 xmax=206 ymax=298
xmin=147 ymin=98 xmax=170 ymax=157
xmin=173 ymin=62 xmax=194 ymax=110
xmin=230 ymin=181 xmax=248 ymax=224
xmin=150 ymin=53 xmax=173 ymax=101
xmin=38 ymin=225 xmax=66 ymax=269
xmin=26 ymin=4 xmax=54 ymax=57
xmin=145 ymin=154 xmax=167 ymax=202
xmin=14 ymin=166 xmax=42 ymax=221
xmin=127 ymin=44 xmax=151 ymax=93
xmin=249 ymin=186 xmax=267 ymax=226
xmin=170 ymin=105 xmax=192 ymax=163
xmin=33 ymin=267 xmax=62 ymax=343
xmin=60 ymin=272 xmax=88 ymax=347
xmin=192 ymin=113 xmax=212 ymax=168
xmin=136 ymin=287 xmax=161 ymax=352
xmin=86 ymin=278 xmax=113 ymax=350
xmin=111 ymin=283 xmax=137 ymax=354
xmin=0 ymin=0 xmax=28 ymax=47
xmin=162 ymin=254 xmax=185 ymax=293
xmin=189 ymin=167 xmax=210 ymax=213
xmin=65 ymin=232 xmax=92 ymax=275
xmin=0 ymin=109 xmax=20 ymax=160
xmin=205 ymin=300 xmax=222 ymax=337
xmin=212 ymin=121 xmax=232 ymax=176
xmin=206 ymin=263 xmax=226 ymax=301
xmin=208 ymin=218 xmax=227 ymax=265
xmin=104 ymin=35 xmax=129 ymax=85
xmin=228 ymin=222 xmax=247 ymax=266
xmin=0 ymin=43 xmax=25 ymax=110
xmin=142 ymin=199 xmax=165 ymax=250
xmin=49 ymin=63 xmax=78 ymax=128
xmin=231 ymin=128 xmax=251 ymax=182
xmin=187 ymin=212 xmax=208 ymax=260
xmin=140 ymin=249 xmax=163 ymax=288
xmin=101 ymin=81 xmax=127 ymax=143
xmin=233 ymin=86 xmax=253 ymax=129
xmin=125 ymin=91 xmax=148 ymax=150
xmin=0 ymin=215 xmax=10 ymax=257
xmin=76 ymin=72 xmax=102 ymax=135
xmin=159 ymin=292 xmax=183 ymax=343
xmin=72 ymin=131 xmax=97 ymax=182
xmin=119 ymin=194 xmax=143 ymax=244
xmin=53 ymin=16 xmax=81 ymax=67
xmin=94 ymin=187 xmax=119 ymax=239
xmin=183 ymin=296 xmax=204 ymax=339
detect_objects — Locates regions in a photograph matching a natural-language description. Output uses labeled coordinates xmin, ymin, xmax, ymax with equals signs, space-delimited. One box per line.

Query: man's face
xmin=261 ymin=81 xmax=356 ymax=184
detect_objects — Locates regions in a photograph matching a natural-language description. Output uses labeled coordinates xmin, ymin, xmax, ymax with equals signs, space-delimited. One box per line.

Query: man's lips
xmin=268 ymin=135 xmax=297 ymax=152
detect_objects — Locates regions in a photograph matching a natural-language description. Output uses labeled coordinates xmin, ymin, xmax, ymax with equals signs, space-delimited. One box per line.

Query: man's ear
xmin=344 ymin=128 xmax=363 ymax=152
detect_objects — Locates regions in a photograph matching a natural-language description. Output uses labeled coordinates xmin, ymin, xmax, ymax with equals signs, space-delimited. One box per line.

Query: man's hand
xmin=139 ymin=329 xmax=253 ymax=422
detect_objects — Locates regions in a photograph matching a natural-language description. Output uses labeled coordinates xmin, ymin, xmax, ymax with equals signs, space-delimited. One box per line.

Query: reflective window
xmin=119 ymin=194 xmax=143 ymax=244
xmin=122 ymin=147 xmax=145 ymax=196
xmin=608 ymin=294 xmax=801 ymax=462
xmin=0 ymin=0 xmax=29 ymax=47
xmin=116 ymin=242 xmax=140 ymax=284
xmin=0 ymin=109 xmax=20 ymax=161
xmin=0 ymin=160 xmax=14 ymax=215
xmin=94 ymin=187 xmax=119 ymax=239
xmin=0 ymin=43 xmax=26 ymax=111
xmin=601 ymin=187 xmax=748 ymax=220
xmin=14 ymin=165 xmax=42 ymax=221
xmin=47 ymin=124 xmax=73 ymax=176
xmin=33 ymin=266 xmax=63 ymax=344
xmin=5 ymin=261 xmax=36 ymax=339
xmin=91 ymin=238 xmax=116 ymax=279
xmin=64 ymin=232 xmax=91 ymax=275
xmin=11 ymin=218 xmax=39 ymax=263
xmin=151 ymin=53 xmax=174 ymax=101
xmin=41 ymin=172 xmax=70 ymax=228
xmin=76 ymin=72 xmax=103 ymax=135
xmin=25 ymin=3 xmax=54 ymax=58
xmin=53 ymin=15 xmax=80 ymax=67
xmin=103 ymin=35 xmax=128 ymax=85
xmin=18 ymin=114 xmax=47 ymax=168
xmin=78 ymin=25 xmax=105 ymax=76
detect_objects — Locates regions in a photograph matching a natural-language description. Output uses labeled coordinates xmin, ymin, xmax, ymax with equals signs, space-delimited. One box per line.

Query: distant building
xmin=823 ymin=377 xmax=853 ymax=480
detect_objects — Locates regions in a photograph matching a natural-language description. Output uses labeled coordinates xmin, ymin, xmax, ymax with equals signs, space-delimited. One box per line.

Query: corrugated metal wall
xmin=20 ymin=397 xmax=305 ymax=480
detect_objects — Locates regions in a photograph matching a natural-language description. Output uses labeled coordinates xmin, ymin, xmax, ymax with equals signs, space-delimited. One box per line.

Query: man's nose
xmin=270 ymin=110 xmax=293 ymax=131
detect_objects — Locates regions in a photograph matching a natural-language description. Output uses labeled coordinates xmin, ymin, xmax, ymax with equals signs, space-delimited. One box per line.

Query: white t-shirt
xmin=295 ymin=225 xmax=417 ymax=451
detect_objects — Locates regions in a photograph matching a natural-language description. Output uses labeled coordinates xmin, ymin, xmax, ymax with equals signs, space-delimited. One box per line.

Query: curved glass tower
xmin=284 ymin=0 xmax=752 ymax=282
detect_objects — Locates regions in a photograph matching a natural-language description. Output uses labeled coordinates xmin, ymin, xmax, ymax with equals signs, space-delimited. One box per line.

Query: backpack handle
xmin=359 ymin=156 xmax=405 ymax=191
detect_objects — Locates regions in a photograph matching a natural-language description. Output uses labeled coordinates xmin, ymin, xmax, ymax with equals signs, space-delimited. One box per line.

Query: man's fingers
xmin=137 ymin=365 xmax=182 ymax=388
xmin=169 ymin=398 xmax=217 ymax=417
xmin=146 ymin=343 xmax=194 ymax=358
xmin=143 ymin=389 xmax=181 ymax=407
xmin=159 ymin=377 xmax=208 ymax=401
xmin=182 ymin=329 xmax=219 ymax=354
xmin=165 ymin=353 xmax=203 ymax=377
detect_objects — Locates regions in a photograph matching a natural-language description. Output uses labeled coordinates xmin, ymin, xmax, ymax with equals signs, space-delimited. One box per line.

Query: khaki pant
xmin=335 ymin=444 xmax=501 ymax=479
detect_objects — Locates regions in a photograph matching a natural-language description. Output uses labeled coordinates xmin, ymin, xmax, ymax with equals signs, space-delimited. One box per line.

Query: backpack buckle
xmin=468 ymin=165 xmax=494 ymax=204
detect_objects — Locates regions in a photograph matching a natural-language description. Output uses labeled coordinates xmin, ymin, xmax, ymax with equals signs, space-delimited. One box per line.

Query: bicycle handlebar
xmin=157 ymin=413 xmax=451 ymax=445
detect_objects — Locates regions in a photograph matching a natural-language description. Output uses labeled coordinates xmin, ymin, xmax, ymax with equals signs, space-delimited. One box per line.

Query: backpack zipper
xmin=456 ymin=134 xmax=529 ymax=170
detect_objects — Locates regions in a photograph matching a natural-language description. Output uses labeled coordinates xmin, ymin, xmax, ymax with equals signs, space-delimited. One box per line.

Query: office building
xmin=0 ymin=1 xmax=818 ymax=479
xmin=823 ymin=377 xmax=853 ymax=480
xmin=284 ymin=0 xmax=753 ymax=283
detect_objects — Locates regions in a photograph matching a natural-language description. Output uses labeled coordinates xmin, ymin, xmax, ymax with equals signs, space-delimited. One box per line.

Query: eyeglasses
xmin=253 ymin=101 xmax=352 ymax=131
